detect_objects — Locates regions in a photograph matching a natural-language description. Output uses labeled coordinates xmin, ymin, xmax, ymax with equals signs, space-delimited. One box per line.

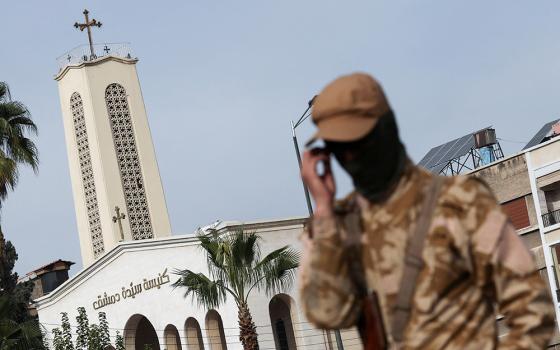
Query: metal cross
xmin=103 ymin=45 xmax=110 ymax=54
xmin=74 ymin=9 xmax=102 ymax=59
xmin=112 ymin=206 xmax=126 ymax=241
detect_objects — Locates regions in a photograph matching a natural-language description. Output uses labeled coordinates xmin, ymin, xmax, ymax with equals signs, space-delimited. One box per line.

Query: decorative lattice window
xmin=105 ymin=83 xmax=153 ymax=240
xmin=70 ymin=92 xmax=105 ymax=258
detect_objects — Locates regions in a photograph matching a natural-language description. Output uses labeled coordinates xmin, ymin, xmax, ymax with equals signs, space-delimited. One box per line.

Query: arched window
xmin=105 ymin=83 xmax=153 ymax=240
xmin=269 ymin=294 xmax=297 ymax=350
xmin=164 ymin=324 xmax=182 ymax=350
xmin=123 ymin=314 xmax=160 ymax=350
xmin=185 ymin=317 xmax=204 ymax=350
xmin=70 ymin=92 xmax=104 ymax=258
xmin=205 ymin=310 xmax=227 ymax=350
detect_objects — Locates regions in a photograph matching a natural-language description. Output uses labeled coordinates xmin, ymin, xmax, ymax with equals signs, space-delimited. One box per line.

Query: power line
xmin=42 ymin=336 xmax=363 ymax=349
xmin=497 ymin=137 xmax=527 ymax=144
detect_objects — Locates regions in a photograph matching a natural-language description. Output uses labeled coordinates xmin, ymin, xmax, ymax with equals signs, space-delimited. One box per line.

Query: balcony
xmin=543 ymin=209 xmax=560 ymax=228
xmin=56 ymin=42 xmax=135 ymax=71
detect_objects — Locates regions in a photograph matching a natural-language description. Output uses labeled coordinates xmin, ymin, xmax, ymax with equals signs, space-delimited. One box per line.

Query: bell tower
xmin=55 ymin=10 xmax=171 ymax=267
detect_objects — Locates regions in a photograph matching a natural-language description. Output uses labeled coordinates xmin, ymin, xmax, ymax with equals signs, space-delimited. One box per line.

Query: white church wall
xmin=35 ymin=218 xmax=359 ymax=350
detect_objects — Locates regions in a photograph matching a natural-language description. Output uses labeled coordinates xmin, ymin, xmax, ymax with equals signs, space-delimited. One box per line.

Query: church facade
xmin=38 ymin=38 xmax=361 ymax=350
xmin=35 ymin=218 xmax=360 ymax=350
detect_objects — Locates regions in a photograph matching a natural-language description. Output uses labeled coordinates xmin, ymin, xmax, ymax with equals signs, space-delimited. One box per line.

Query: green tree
xmin=114 ymin=331 xmax=124 ymax=350
xmin=0 ymin=81 xmax=41 ymax=347
xmin=98 ymin=312 xmax=110 ymax=348
xmin=86 ymin=324 xmax=102 ymax=350
xmin=0 ymin=228 xmax=33 ymax=323
xmin=0 ymin=295 xmax=44 ymax=349
xmin=53 ymin=308 xmax=118 ymax=350
xmin=0 ymin=81 xmax=38 ymax=202
xmin=60 ymin=313 xmax=73 ymax=350
xmin=74 ymin=308 xmax=88 ymax=350
xmin=52 ymin=328 xmax=64 ymax=350
xmin=173 ymin=228 xmax=299 ymax=350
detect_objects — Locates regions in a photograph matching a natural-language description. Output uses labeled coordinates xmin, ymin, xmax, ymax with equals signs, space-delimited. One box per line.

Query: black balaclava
xmin=325 ymin=111 xmax=407 ymax=203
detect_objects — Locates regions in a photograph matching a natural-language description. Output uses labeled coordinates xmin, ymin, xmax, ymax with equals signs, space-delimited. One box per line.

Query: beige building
xmin=469 ymin=128 xmax=560 ymax=348
xmin=55 ymin=44 xmax=172 ymax=267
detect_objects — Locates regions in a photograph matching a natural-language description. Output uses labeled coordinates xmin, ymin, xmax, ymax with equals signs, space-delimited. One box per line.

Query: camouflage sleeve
xmin=298 ymin=216 xmax=362 ymax=329
xmin=466 ymin=179 xmax=556 ymax=349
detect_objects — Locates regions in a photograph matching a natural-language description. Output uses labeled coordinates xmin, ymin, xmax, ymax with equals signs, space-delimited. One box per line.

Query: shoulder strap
xmin=391 ymin=176 xmax=445 ymax=343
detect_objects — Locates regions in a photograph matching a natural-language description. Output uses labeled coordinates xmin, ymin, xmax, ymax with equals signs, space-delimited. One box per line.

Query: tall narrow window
xmin=70 ymin=92 xmax=104 ymax=257
xmin=501 ymin=197 xmax=530 ymax=230
xmin=105 ymin=83 xmax=153 ymax=240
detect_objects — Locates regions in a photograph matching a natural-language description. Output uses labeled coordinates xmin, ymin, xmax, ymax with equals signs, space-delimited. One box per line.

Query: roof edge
xmin=54 ymin=55 xmax=138 ymax=81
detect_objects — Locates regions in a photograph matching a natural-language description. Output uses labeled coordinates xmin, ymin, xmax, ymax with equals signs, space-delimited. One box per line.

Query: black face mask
xmin=326 ymin=112 xmax=406 ymax=203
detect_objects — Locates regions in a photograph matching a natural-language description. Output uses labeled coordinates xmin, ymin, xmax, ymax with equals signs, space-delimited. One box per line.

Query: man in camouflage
xmin=299 ymin=73 xmax=555 ymax=349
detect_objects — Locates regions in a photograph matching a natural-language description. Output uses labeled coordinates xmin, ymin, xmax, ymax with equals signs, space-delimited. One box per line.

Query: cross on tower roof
xmin=74 ymin=9 xmax=102 ymax=59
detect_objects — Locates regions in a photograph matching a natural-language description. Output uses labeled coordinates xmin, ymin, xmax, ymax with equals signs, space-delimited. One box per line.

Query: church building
xmin=35 ymin=10 xmax=360 ymax=350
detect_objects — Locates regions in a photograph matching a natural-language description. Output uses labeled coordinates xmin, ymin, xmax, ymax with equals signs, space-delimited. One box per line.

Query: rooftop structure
xmin=418 ymin=127 xmax=504 ymax=175
xmin=19 ymin=259 xmax=74 ymax=317
xmin=523 ymin=118 xmax=560 ymax=150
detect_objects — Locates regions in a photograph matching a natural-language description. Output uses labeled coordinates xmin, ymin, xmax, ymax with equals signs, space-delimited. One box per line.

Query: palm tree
xmin=0 ymin=295 xmax=45 ymax=349
xmin=173 ymin=228 xmax=300 ymax=350
xmin=0 ymin=82 xmax=38 ymax=202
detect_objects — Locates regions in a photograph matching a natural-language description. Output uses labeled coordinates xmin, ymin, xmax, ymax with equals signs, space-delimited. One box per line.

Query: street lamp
xmin=291 ymin=96 xmax=316 ymax=216
xmin=291 ymin=96 xmax=345 ymax=350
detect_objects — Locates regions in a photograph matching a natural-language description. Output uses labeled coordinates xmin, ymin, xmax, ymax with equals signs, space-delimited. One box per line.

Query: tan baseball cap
xmin=306 ymin=73 xmax=391 ymax=146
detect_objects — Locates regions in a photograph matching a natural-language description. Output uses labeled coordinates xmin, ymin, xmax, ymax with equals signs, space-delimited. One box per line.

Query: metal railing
xmin=56 ymin=42 xmax=135 ymax=71
xmin=542 ymin=208 xmax=560 ymax=227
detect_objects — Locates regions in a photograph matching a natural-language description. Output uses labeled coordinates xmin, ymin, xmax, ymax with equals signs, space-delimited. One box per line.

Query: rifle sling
xmin=391 ymin=176 xmax=444 ymax=343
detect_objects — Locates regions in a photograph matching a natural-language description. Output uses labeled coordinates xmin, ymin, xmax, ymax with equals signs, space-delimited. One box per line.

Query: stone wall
xmin=471 ymin=154 xmax=531 ymax=203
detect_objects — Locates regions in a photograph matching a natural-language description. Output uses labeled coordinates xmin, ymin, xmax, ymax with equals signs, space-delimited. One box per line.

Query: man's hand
xmin=301 ymin=148 xmax=335 ymax=218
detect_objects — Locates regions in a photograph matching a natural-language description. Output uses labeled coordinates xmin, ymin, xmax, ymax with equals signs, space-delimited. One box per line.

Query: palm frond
xmin=172 ymin=269 xmax=227 ymax=309
xmin=254 ymin=247 xmax=300 ymax=296
xmin=7 ymin=115 xmax=38 ymax=135
xmin=0 ymin=82 xmax=10 ymax=103
xmin=197 ymin=229 xmax=228 ymax=282
xmin=0 ymin=154 xmax=17 ymax=201
xmin=230 ymin=229 xmax=260 ymax=268
xmin=0 ymin=82 xmax=39 ymax=202
xmin=0 ymin=101 xmax=29 ymax=122
xmin=6 ymin=137 xmax=39 ymax=172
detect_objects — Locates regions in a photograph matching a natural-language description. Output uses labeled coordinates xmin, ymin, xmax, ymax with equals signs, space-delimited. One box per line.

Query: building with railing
xmin=420 ymin=118 xmax=560 ymax=347
xmin=466 ymin=122 xmax=560 ymax=348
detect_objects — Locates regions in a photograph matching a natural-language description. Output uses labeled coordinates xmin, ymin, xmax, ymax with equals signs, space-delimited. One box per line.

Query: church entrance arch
xmin=269 ymin=294 xmax=297 ymax=350
xmin=185 ymin=317 xmax=204 ymax=350
xmin=123 ymin=314 xmax=161 ymax=350
xmin=205 ymin=310 xmax=227 ymax=350
xmin=164 ymin=324 xmax=182 ymax=350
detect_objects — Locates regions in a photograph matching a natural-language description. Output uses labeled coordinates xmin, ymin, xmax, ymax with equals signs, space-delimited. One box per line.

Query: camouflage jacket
xmin=299 ymin=163 xmax=555 ymax=349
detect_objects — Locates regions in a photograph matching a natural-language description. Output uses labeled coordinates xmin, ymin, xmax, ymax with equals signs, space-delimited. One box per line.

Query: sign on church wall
xmin=92 ymin=268 xmax=170 ymax=310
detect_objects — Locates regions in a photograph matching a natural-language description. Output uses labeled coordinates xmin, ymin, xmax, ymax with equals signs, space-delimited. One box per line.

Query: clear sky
xmin=1 ymin=1 xmax=559 ymax=275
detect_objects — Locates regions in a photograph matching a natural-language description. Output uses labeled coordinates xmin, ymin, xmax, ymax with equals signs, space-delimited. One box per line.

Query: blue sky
xmin=1 ymin=1 xmax=559 ymax=275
